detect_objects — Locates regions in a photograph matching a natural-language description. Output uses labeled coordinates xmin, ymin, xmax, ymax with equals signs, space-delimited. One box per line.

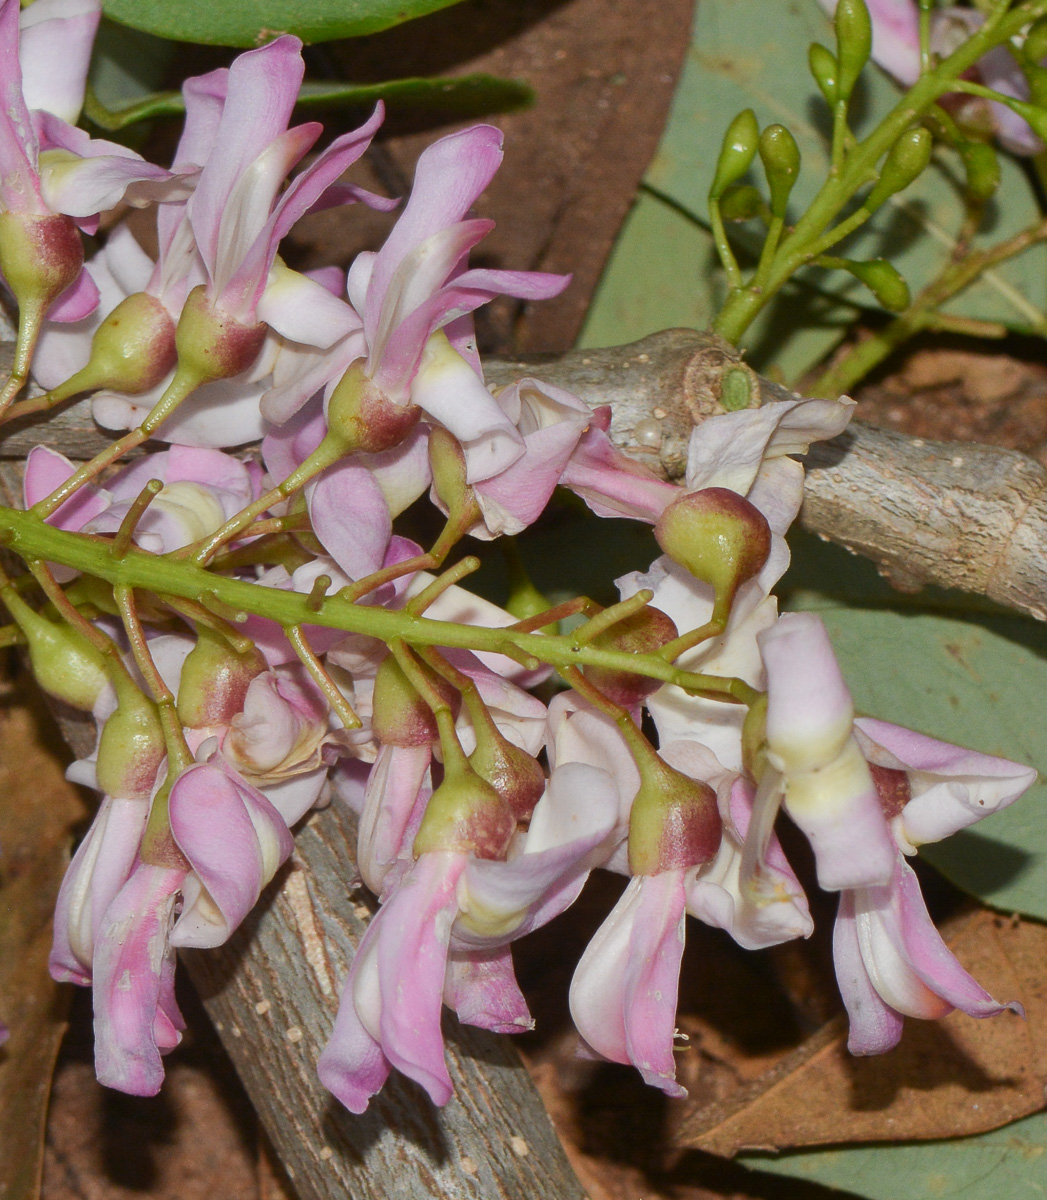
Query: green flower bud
xmin=837 ymin=258 xmax=910 ymax=312
xmin=96 ymin=678 xmax=165 ymax=799
xmin=864 ymin=127 xmax=933 ymax=211
xmin=174 ymin=285 xmax=267 ymax=386
xmin=176 ymin=627 xmax=265 ymax=729
xmin=413 ymin=765 xmax=515 ymax=859
xmin=5 ymin=588 xmax=107 ymax=711
xmin=1023 ymin=17 xmax=1047 ymax=67
xmin=325 ymin=360 xmax=421 ymax=456
xmin=428 ymin=425 xmax=476 ymax=524
xmin=759 ymin=124 xmax=801 ymax=220
xmin=834 ymin=0 xmax=872 ymax=104
xmin=654 ymin=488 xmax=772 ymax=622
xmin=960 ymin=141 xmax=1000 ymax=203
xmin=809 ymin=42 xmax=838 ymax=107
xmin=709 ymin=109 xmax=760 ymax=201
xmin=0 ymin=212 xmax=83 ymax=319
xmin=628 ymin=755 xmax=722 ymax=876
xmin=718 ymin=184 xmax=764 ymax=223
xmin=583 ymin=606 xmax=678 ymax=708
xmin=371 ymin=655 xmax=459 ymax=747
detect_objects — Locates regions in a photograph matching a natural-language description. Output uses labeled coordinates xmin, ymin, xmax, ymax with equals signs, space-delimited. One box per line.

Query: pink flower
xmin=318 ymin=761 xmax=620 ymax=1112
xmin=835 ymin=855 xmax=1023 ymax=1053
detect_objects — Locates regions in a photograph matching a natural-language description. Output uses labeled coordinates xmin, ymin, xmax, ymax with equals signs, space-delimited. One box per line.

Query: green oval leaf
xmin=101 ymin=0 xmax=470 ymax=47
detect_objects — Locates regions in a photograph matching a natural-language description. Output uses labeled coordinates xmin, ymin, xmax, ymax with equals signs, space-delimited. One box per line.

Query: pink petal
xmin=444 ymin=946 xmax=533 ymax=1034
xmin=307 ymin=461 xmax=392 ymax=580
xmin=376 ymin=851 xmax=465 ymax=1105
xmin=365 ymin=126 xmax=504 ymax=337
xmin=92 ymin=863 xmax=185 ymax=1095
xmin=19 ymin=0 xmax=100 ymax=125
xmin=833 ymin=888 xmax=905 ymax=1054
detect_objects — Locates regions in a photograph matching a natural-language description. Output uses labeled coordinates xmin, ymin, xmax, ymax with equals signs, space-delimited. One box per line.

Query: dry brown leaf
xmin=677 ymin=910 xmax=1047 ymax=1157
xmin=0 ymin=685 xmax=89 ymax=1200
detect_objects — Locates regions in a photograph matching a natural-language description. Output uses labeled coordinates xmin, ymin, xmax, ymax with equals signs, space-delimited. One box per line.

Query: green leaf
xmin=589 ymin=0 xmax=1047 ymax=365
xmin=101 ymin=0 xmax=470 ymax=47
xmin=84 ymin=73 xmax=532 ymax=133
xmin=782 ymin=534 xmax=1047 ymax=920
xmin=740 ymin=1108 xmax=1047 ymax=1199
xmin=579 ymin=187 xmax=859 ymax=383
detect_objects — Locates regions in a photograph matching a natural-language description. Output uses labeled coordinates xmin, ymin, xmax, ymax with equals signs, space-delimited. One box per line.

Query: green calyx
xmin=96 ymin=675 xmax=165 ymax=799
xmin=176 ymin=626 xmax=266 ymax=729
xmin=412 ymin=762 xmax=515 ymax=859
xmin=654 ymin=488 xmax=772 ymax=625
xmin=627 ymin=753 xmax=722 ymax=876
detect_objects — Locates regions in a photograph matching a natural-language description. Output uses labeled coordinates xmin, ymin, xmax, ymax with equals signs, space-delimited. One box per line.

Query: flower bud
xmin=759 ymin=124 xmax=800 ymax=220
xmin=173 ymin=285 xmax=267 ymax=386
xmin=583 ymin=606 xmax=678 ymax=707
xmin=428 ymin=426 xmax=476 ymax=522
xmin=809 ymin=42 xmax=838 ymax=107
xmin=325 ymin=360 xmax=421 ymax=455
xmin=654 ymin=487 xmax=771 ymax=621
xmin=0 ymin=212 xmax=83 ymax=318
xmin=865 ymin=128 xmax=933 ymax=211
xmin=176 ymin=627 xmax=266 ymax=729
xmin=371 ymin=655 xmax=459 ymax=747
xmin=838 ymin=258 xmax=910 ymax=312
xmin=96 ymin=680 xmax=165 ymax=799
xmin=960 ymin=141 xmax=1000 ymax=203
xmin=412 ymin=766 xmax=515 ymax=859
xmin=719 ymin=184 xmax=764 ymax=223
xmin=628 ymin=755 xmax=722 ymax=876
xmin=1024 ymin=17 xmax=1047 ymax=66
xmin=710 ymin=109 xmax=760 ymax=200
xmin=56 ymin=292 xmax=177 ymax=401
xmin=4 ymin=587 xmax=107 ymax=710
xmin=834 ymin=0 xmax=872 ymax=104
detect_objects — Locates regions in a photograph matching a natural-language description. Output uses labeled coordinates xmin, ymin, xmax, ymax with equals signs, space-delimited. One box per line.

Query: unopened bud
xmin=628 ymin=755 xmax=722 ymax=876
xmin=583 ymin=606 xmax=678 ymax=707
xmin=325 ymin=360 xmax=421 ymax=455
xmin=177 ymin=627 xmax=265 ymax=729
xmin=413 ymin=766 xmax=515 ymax=859
xmin=655 ymin=487 xmax=771 ymax=620
xmin=174 ymin=285 xmax=267 ymax=386
xmin=865 ymin=127 xmax=933 ymax=211
xmin=7 ymin=590 xmax=107 ymax=710
xmin=834 ymin=0 xmax=872 ymax=104
xmin=838 ymin=258 xmax=910 ymax=312
xmin=428 ymin=426 xmax=476 ymax=523
xmin=0 ymin=212 xmax=83 ymax=317
xmin=759 ymin=124 xmax=800 ymax=220
xmin=96 ymin=680 xmax=165 ymax=799
xmin=710 ymin=109 xmax=760 ymax=201
xmin=809 ymin=42 xmax=838 ymax=107
xmin=1024 ymin=17 xmax=1047 ymax=66
xmin=960 ymin=141 xmax=1000 ymax=202
xmin=719 ymin=184 xmax=764 ymax=223
xmin=371 ymin=655 xmax=458 ymax=747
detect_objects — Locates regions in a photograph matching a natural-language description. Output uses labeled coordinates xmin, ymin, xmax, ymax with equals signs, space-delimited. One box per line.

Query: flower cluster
xmin=0 ymin=0 xmax=1036 ymax=1111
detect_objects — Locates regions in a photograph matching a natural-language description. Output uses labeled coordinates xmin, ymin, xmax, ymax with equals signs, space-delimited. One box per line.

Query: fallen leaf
xmin=0 ymin=682 xmax=89 ymax=1200
xmin=677 ymin=910 xmax=1047 ymax=1157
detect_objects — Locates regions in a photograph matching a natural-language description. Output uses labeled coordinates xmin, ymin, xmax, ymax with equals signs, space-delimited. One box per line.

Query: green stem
xmin=0 ymin=504 xmax=753 ymax=703
xmin=811 ymin=213 xmax=1047 ymax=397
xmin=712 ymin=1 xmax=1047 ymax=345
